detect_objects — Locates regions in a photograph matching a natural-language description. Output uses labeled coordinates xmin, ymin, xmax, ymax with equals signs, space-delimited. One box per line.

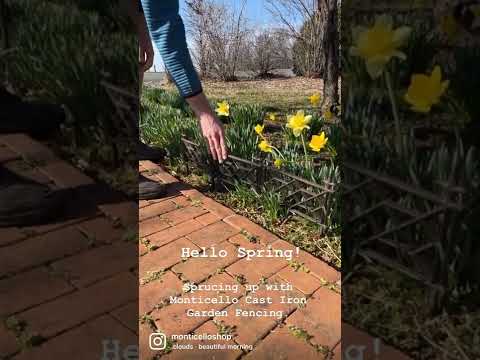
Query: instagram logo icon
xmin=149 ymin=332 xmax=167 ymax=350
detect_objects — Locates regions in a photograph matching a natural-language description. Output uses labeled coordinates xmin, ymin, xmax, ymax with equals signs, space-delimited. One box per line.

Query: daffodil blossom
xmin=255 ymin=124 xmax=265 ymax=136
xmin=215 ymin=100 xmax=230 ymax=116
xmin=350 ymin=15 xmax=411 ymax=79
xmin=309 ymin=132 xmax=328 ymax=152
xmin=266 ymin=112 xmax=276 ymax=122
xmin=258 ymin=140 xmax=273 ymax=153
xmin=274 ymin=158 xmax=283 ymax=168
xmin=404 ymin=66 xmax=449 ymax=113
xmin=309 ymin=93 xmax=321 ymax=107
xmin=286 ymin=110 xmax=312 ymax=137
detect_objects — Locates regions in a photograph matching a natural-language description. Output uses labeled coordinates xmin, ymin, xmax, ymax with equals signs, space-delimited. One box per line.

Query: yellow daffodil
xmin=266 ymin=112 xmax=276 ymax=121
xmin=258 ymin=140 xmax=273 ymax=153
xmin=309 ymin=132 xmax=328 ymax=152
xmin=255 ymin=124 xmax=264 ymax=136
xmin=350 ymin=15 xmax=411 ymax=79
xmin=309 ymin=93 xmax=321 ymax=107
xmin=404 ymin=65 xmax=449 ymax=113
xmin=215 ymin=100 xmax=230 ymax=116
xmin=323 ymin=108 xmax=334 ymax=120
xmin=286 ymin=110 xmax=312 ymax=137
xmin=274 ymin=158 xmax=283 ymax=168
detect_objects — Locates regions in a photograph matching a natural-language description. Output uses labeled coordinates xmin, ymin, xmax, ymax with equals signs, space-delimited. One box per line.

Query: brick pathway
xmin=0 ymin=134 xmax=138 ymax=360
xmin=139 ymin=161 xmax=411 ymax=360
xmin=139 ymin=161 xmax=341 ymax=359
xmin=0 ymin=134 xmax=411 ymax=359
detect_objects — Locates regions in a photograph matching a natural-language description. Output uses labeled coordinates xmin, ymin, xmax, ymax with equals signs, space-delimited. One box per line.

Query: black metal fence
xmin=182 ymin=138 xmax=336 ymax=227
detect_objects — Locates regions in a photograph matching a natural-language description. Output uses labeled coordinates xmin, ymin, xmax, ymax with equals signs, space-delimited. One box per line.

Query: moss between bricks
xmin=4 ymin=316 xmax=46 ymax=350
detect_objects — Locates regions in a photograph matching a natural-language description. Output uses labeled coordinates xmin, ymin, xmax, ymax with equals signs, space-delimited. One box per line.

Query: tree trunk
xmin=319 ymin=0 xmax=339 ymax=106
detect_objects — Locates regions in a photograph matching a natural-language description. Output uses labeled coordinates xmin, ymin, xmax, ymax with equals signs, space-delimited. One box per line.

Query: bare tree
xmin=185 ymin=0 xmax=250 ymax=81
xmin=266 ymin=0 xmax=339 ymax=104
xmin=249 ymin=28 xmax=293 ymax=77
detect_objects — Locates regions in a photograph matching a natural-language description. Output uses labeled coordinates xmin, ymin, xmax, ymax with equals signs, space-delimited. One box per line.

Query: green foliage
xmin=2 ymin=0 xmax=137 ymax=179
xmin=226 ymin=104 xmax=265 ymax=159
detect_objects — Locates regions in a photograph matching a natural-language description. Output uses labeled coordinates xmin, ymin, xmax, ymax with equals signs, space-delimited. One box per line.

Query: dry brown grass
xmin=162 ymin=77 xmax=323 ymax=114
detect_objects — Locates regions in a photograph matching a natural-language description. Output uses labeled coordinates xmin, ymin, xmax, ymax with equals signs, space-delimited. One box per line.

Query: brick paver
xmin=135 ymin=161 xmax=413 ymax=360
xmin=0 ymin=134 xmax=138 ymax=359
xmin=0 ymin=135 xmax=411 ymax=360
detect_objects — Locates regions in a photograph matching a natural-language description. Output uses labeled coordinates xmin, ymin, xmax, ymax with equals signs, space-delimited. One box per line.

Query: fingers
xmin=211 ymin=133 xmax=223 ymax=163
xmin=206 ymin=136 xmax=218 ymax=161
xmin=219 ymin=129 xmax=228 ymax=161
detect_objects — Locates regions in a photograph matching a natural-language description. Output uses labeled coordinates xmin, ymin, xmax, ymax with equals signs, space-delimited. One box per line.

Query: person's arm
xmin=135 ymin=0 xmax=227 ymax=162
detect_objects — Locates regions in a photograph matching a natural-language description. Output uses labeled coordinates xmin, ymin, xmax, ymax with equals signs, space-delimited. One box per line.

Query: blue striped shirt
xmin=140 ymin=0 xmax=202 ymax=98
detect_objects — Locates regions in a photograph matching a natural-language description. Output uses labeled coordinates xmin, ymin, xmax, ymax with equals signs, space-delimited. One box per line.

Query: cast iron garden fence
xmin=182 ymin=138 xmax=336 ymax=227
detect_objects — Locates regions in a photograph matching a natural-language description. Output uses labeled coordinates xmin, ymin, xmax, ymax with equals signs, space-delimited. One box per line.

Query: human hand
xmin=139 ymin=30 xmax=154 ymax=72
xmin=199 ymin=113 xmax=228 ymax=163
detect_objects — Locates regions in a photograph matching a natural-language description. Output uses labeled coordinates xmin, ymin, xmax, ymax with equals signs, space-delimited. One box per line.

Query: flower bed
xmin=344 ymin=13 xmax=480 ymax=311
xmin=182 ymin=138 xmax=336 ymax=227
xmin=141 ymin=87 xmax=341 ymax=266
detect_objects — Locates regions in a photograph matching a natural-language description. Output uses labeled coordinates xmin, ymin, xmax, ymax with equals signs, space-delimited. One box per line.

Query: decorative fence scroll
xmin=182 ymin=138 xmax=336 ymax=226
xmin=343 ymin=161 xmax=468 ymax=310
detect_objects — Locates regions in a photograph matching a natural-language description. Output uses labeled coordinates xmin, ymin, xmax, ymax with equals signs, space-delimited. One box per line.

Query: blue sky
xmin=150 ymin=0 xmax=283 ymax=71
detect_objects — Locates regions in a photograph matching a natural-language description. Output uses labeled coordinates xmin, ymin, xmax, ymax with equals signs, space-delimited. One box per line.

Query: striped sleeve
xmin=140 ymin=0 xmax=203 ymax=98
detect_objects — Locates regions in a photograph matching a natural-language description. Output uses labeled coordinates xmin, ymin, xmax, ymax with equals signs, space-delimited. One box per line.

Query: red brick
xmin=162 ymin=321 xmax=242 ymax=360
xmin=0 ymin=226 xmax=89 ymax=277
xmin=0 ymin=267 xmax=73 ymax=317
xmin=139 ymin=241 xmax=149 ymax=256
xmin=111 ymin=302 xmax=138 ymax=334
xmin=0 ymin=323 xmax=19 ymax=357
xmin=217 ymin=283 xmax=302 ymax=345
xmin=139 ymin=322 xmax=159 ymax=360
xmin=151 ymin=273 xmax=239 ymax=335
xmin=51 ymin=242 xmax=137 ymax=287
xmin=1 ymin=134 xmax=56 ymax=163
xmin=139 ymin=201 xmax=178 ymax=222
xmin=198 ymin=197 xmax=235 ymax=218
xmin=161 ymin=206 xmax=208 ymax=225
xmin=180 ymin=188 xmax=206 ymax=201
xmin=226 ymin=255 xmax=287 ymax=285
xmin=139 ymin=237 xmax=198 ymax=279
xmin=139 ymin=217 xmax=170 ymax=237
xmin=148 ymin=219 xmax=203 ymax=248
xmin=272 ymin=239 xmax=340 ymax=282
xmin=141 ymin=161 xmax=179 ymax=183
xmin=18 ymin=272 xmax=137 ymax=338
xmin=277 ymin=266 xmax=322 ymax=295
xmin=40 ymin=160 xmax=94 ymax=188
xmin=4 ymin=160 xmax=52 ymax=185
xmin=244 ymin=326 xmax=320 ymax=360
xmin=186 ymin=221 xmax=239 ymax=248
xmin=172 ymin=241 xmax=239 ymax=283
xmin=223 ymin=215 xmax=280 ymax=245
xmin=171 ymin=195 xmax=192 ymax=207
xmin=77 ymin=217 xmax=126 ymax=244
xmin=0 ymin=227 xmax=25 ymax=247
xmin=228 ymin=233 xmax=265 ymax=250
xmin=13 ymin=315 xmax=136 ymax=360
xmin=99 ymin=201 xmax=137 ymax=227
xmin=195 ymin=212 xmax=221 ymax=226
xmin=0 ymin=145 xmax=19 ymax=163
xmin=139 ymin=271 xmax=183 ymax=315
xmin=286 ymin=287 xmax=340 ymax=348
xmin=22 ymin=212 xmax=97 ymax=238
xmin=332 ymin=342 xmax=341 ymax=359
